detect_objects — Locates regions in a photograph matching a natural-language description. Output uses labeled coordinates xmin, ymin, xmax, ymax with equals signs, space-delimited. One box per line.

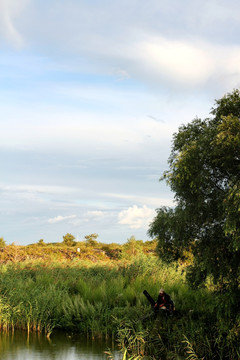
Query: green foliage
xmin=183 ymin=336 xmax=204 ymax=360
xmin=84 ymin=233 xmax=99 ymax=247
xmin=149 ymin=89 xmax=240 ymax=292
xmin=101 ymin=244 xmax=122 ymax=259
xmin=0 ymin=237 xmax=6 ymax=248
xmin=62 ymin=233 xmax=76 ymax=247
xmin=0 ymin=257 xmax=239 ymax=358
xmin=122 ymin=236 xmax=143 ymax=257
xmin=38 ymin=239 xmax=45 ymax=246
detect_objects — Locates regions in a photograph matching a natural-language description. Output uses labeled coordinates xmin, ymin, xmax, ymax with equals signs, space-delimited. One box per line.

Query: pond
xmin=0 ymin=330 xmax=121 ymax=360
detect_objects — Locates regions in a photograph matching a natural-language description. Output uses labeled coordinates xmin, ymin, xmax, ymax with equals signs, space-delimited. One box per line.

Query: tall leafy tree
xmin=149 ymin=90 xmax=240 ymax=291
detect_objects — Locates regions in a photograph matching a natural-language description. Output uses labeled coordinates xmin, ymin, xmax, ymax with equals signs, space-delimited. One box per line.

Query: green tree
xmin=85 ymin=233 xmax=99 ymax=247
xmin=0 ymin=237 xmax=6 ymax=247
xmin=149 ymin=89 xmax=240 ymax=291
xmin=62 ymin=233 xmax=76 ymax=247
xmin=123 ymin=236 xmax=142 ymax=256
xmin=38 ymin=239 xmax=45 ymax=246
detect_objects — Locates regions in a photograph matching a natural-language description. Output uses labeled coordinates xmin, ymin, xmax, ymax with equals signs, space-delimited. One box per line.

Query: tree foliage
xmin=62 ymin=233 xmax=76 ymax=247
xmin=122 ymin=235 xmax=143 ymax=256
xmin=0 ymin=237 xmax=6 ymax=247
xmin=38 ymin=239 xmax=45 ymax=246
xmin=149 ymin=89 xmax=240 ymax=291
xmin=85 ymin=233 xmax=99 ymax=247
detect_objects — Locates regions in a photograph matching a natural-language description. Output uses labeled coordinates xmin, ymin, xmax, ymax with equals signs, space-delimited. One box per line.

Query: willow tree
xmin=149 ymin=89 xmax=240 ymax=291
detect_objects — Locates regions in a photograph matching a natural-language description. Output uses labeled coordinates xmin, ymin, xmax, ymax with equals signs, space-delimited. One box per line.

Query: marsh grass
xmin=0 ymin=255 xmax=239 ymax=358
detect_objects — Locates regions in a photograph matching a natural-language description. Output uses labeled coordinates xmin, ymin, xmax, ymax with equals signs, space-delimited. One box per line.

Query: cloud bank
xmin=118 ymin=205 xmax=155 ymax=229
xmin=1 ymin=0 xmax=240 ymax=92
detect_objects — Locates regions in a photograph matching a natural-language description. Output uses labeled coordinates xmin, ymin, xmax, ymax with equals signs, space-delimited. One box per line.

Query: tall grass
xmin=0 ymin=255 xmax=179 ymax=335
xmin=0 ymin=255 xmax=239 ymax=358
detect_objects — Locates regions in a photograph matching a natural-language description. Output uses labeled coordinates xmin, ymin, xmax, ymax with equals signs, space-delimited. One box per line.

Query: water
xmin=0 ymin=331 xmax=120 ymax=360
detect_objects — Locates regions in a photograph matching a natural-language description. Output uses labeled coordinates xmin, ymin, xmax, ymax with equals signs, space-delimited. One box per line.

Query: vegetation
xmin=0 ymin=237 xmax=6 ymax=248
xmin=149 ymin=89 xmax=240 ymax=293
xmin=0 ymin=245 xmax=238 ymax=358
xmin=62 ymin=233 xmax=76 ymax=247
xmin=85 ymin=233 xmax=99 ymax=247
xmin=0 ymin=238 xmax=155 ymax=263
xmin=146 ymin=89 xmax=240 ymax=359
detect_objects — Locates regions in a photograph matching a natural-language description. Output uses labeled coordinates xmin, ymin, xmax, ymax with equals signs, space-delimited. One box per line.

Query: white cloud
xmin=118 ymin=35 xmax=240 ymax=91
xmin=136 ymin=37 xmax=214 ymax=86
xmin=1 ymin=0 xmax=240 ymax=92
xmin=48 ymin=215 xmax=77 ymax=224
xmin=118 ymin=205 xmax=155 ymax=229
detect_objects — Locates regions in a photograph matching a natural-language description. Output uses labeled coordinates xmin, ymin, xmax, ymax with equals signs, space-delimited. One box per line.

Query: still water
xmin=0 ymin=331 xmax=120 ymax=360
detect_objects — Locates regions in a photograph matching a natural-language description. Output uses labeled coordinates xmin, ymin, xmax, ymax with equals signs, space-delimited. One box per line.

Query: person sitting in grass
xmin=154 ymin=288 xmax=175 ymax=315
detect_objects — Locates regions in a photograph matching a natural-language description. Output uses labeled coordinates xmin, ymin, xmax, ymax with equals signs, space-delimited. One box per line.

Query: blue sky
xmin=1 ymin=0 xmax=240 ymax=245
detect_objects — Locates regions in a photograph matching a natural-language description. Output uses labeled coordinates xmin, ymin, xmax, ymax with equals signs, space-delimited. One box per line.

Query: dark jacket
xmin=156 ymin=292 xmax=174 ymax=310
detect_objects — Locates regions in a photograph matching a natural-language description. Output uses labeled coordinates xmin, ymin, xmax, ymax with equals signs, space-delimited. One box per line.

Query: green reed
xmin=0 ymin=255 xmax=239 ymax=358
xmin=0 ymin=255 xmax=178 ymax=335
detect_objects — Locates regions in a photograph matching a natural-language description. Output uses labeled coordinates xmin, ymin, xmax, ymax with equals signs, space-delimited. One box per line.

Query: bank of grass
xmin=0 ymin=255 xmax=181 ymax=335
xmin=0 ymin=255 xmax=239 ymax=359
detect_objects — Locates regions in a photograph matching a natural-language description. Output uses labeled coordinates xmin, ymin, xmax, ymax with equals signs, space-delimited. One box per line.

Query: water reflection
xmin=0 ymin=330 xmax=120 ymax=360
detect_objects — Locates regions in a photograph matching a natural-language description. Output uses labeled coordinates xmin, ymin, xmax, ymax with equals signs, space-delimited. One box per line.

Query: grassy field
xmin=0 ymin=244 xmax=239 ymax=359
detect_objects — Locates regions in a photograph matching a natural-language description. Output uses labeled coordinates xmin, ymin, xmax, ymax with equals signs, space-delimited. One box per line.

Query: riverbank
xmin=0 ymin=255 xmax=239 ymax=359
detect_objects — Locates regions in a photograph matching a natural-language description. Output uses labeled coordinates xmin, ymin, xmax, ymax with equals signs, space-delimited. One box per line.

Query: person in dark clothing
xmin=154 ymin=289 xmax=175 ymax=315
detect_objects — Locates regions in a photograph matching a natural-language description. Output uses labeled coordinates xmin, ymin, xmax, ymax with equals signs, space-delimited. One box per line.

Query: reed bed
xmin=0 ymin=255 xmax=239 ymax=359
